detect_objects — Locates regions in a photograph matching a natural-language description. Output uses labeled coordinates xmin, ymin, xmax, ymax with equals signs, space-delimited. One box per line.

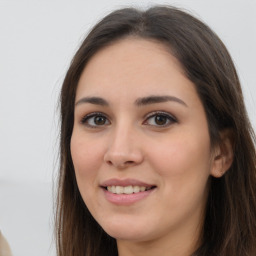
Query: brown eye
xmin=94 ymin=116 xmax=107 ymax=125
xmin=145 ymin=112 xmax=177 ymax=127
xmin=155 ymin=115 xmax=168 ymax=125
xmin=81 ymin=113 xmax=110 ymax=128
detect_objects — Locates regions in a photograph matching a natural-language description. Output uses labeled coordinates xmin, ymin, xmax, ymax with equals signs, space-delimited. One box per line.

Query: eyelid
xmin=143 ymin=111 xmax=177 ymax=126
xmin=80 ymin=112 xmax=111 ymax=127
xmin=79 ymin=110 xmax=177 ymax=128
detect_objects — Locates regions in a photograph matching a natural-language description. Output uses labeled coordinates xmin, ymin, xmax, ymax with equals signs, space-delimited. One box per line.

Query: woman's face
xmin=71 ymin=38 xmax=216 ymax=246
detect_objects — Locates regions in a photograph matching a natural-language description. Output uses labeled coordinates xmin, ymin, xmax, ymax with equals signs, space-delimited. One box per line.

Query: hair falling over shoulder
xmin=55 ymin=5 xmax=256 ymax=256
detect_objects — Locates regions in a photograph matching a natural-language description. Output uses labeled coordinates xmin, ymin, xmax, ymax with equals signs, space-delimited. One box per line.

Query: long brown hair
xmin=56 ymin=6 xmax=256 ymax=256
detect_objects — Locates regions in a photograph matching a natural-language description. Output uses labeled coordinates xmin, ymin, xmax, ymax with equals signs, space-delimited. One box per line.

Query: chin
xmin=100 ymin=219 xmax=155 ymax=242
xmin=106 ymin=229 xmax=149 ymax=242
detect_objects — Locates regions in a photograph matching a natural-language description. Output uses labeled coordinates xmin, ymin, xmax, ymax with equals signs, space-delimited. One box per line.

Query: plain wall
xmin=0 ymin=1 xmax=255 ymax=255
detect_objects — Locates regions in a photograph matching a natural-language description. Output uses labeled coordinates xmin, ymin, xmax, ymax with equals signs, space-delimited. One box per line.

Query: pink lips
xmin=100 ymin=178 xmax=156 ymax=205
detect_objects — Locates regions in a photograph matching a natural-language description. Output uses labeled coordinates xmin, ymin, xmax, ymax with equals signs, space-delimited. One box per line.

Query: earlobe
xmin=210 ymin=129 xmax=234 ymax=178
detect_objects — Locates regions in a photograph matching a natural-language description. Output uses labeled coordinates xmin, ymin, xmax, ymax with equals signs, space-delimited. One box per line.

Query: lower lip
xmin=102 ymin=188 xmax=155 ymax=205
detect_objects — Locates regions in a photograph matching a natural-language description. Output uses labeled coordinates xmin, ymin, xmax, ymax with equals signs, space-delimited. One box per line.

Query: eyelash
xmin=80 ymin=111 xmax=177 ymax=128
xmin=80 ymin=112 xmax=110 ymax=128
xmin=143 ymin=111 xmax=177 ymax=127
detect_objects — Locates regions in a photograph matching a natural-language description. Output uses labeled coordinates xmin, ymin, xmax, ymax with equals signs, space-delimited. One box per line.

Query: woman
xmin=55 ymin=6 xmax=256 ymax=256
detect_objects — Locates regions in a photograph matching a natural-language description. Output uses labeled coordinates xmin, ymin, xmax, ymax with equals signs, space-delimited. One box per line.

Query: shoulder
xmin=0 ymin=231 xmax=13 ymax=256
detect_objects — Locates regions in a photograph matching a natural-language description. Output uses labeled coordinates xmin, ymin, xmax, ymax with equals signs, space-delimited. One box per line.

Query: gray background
xmin=0 ymin=0 xmax=255 ymax=255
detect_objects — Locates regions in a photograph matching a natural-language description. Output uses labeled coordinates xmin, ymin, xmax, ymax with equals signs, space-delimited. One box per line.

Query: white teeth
xmin=111 ymin=186 xmax=116 ymax=193
xmin=115 ymin=186 xmax=124 ymax=194
xmin=124 ymin=185 xmax=133 ymax=194
xmin=140 ymin=186 xmax=146 ymax=192
xmin=133 ymin=186 xmax=140 ymax=193
xmin=106 ymin=185 xmax=151 ymax=194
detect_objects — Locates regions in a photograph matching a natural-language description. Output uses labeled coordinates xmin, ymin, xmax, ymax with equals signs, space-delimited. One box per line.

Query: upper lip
xmin=100 ymin=178 xmax=155 ymax=188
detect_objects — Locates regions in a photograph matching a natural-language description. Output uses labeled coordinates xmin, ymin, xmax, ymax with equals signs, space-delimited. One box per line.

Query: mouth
xmin=100 ymin=179 xmax=157 ymax=204
xmin=103 ymin=185 xmax=156 ymax=194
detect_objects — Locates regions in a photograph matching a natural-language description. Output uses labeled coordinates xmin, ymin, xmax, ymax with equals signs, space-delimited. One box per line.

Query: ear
xmin=210 ymin=129 xmax=234 ymax=178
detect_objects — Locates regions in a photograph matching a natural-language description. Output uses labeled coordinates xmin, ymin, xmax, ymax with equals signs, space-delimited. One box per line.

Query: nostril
xmin=125 ymin=161 xmax=134 ymax=165
xmin=106 ymin=160 xmax=113 ymax=165
xmin=105 ymin=159 xmax=135 ymax=168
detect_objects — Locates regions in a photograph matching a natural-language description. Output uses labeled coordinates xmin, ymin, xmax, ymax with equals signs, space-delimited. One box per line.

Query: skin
xmin=70 ymin=38 xmax=228 ymax=256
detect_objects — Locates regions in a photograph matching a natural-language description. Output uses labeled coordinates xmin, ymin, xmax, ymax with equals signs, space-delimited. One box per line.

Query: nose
xmin=104 ymin=125 xmax=144 ymax=169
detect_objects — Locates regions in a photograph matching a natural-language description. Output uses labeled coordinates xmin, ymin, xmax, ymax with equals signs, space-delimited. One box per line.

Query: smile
xmin=106 ymin=185 xmax=154 ymax=194
xmin=101 ymin=179 xmax=157 ymax=205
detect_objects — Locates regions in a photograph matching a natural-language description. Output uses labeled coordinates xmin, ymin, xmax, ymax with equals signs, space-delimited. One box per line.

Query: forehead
xmin=76 ymin=38 xmax=196 ymax=104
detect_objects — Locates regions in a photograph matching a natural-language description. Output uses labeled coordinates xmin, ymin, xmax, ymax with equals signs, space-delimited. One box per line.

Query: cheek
xmin=70 ymin=134 xmax=104 ymax=190
xmin=149 ymin=133 xmax=211 ymax=222
xmin=148 ymin=130 xmax=212 ymax=191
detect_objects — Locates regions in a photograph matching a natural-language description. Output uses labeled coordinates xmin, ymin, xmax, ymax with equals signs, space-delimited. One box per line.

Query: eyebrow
xmin=75 ymin=97 xmax=109 ymax=106
xmin=75 ymin=95 xmax=187 ymax=107
xmin=135 ymin=95 xmax=188 ymax=107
